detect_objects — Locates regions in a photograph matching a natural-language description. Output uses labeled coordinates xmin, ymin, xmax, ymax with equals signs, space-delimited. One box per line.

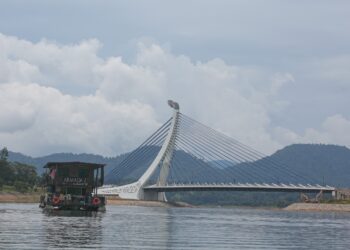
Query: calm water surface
xmin=0 ymin=203 xmax=349 ymax=249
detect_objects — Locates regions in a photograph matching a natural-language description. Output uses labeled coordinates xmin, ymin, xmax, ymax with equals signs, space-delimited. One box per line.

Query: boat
xmin=39 ymin=162 xmax=106 ymax=212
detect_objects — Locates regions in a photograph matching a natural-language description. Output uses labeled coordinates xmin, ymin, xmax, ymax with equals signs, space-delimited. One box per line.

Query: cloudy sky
xmin=0 ymin=0 xmax=349 ymax=156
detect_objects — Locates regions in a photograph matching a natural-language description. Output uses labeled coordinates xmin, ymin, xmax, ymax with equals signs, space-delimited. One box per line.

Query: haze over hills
xmin=7 ymin=144 xmax=350 ymax=188
xmin=7 ymin=151 xmax=128 ymax=175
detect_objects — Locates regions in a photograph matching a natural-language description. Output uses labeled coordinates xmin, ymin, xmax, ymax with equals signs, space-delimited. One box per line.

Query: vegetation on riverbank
xmin=0 ymin=147 xmax=41 ymax=193
xmin=321 ymin=199 xmax=350 ymax=204
xmin=0 ymin=192 xmax=40 ymax=203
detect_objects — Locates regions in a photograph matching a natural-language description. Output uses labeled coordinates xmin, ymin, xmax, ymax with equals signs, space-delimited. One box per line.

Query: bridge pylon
xmin=98 ymin=100 xmax=180 ymax=201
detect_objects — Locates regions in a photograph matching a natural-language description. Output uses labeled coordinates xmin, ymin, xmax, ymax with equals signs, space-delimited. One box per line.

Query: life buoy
xmin=92 ymin=197 xmax=101 ymax=205
xmin=52 ymin=195 xmax=60 ymax=205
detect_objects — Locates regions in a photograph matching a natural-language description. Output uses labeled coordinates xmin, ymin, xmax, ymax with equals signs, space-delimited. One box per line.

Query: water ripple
xmin=0 ymin=204 xmax=349 ymax=249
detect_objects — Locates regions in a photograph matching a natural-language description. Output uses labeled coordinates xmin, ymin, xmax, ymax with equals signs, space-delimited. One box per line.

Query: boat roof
xmin=43 ymin=161 xmax=105 ymax=169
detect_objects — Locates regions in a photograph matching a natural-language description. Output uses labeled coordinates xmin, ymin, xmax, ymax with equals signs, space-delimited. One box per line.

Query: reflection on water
xmin=42 ymin=211 xmax=103 ymax=249
xmin=0 ymin=203 xmax=350 ymax=249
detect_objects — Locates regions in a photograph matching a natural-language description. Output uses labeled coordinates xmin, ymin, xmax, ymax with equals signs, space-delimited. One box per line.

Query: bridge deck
xmin=143 ymin=183 xmax=335 ymax=193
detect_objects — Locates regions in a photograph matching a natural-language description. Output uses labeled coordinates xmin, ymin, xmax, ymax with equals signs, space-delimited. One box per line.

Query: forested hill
xmin=267 ymin=144 xmax=350 ymax=187
xmin=7 ymin=144 xmax=350 ymax=188
xmin=7 ymin=151 xmax=127 ymax=175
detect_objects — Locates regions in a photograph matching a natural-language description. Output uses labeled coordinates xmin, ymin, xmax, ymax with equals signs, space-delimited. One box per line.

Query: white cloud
xmin=0 ymin=33 xmax=349 ymax=156
xmin=273 ymin=115 xmax=350 ymax=147
xmin=0 ymin=33 xmax=102 ymax=93
xmin=304 ymin=115 xmax=350 ymax=145
xmin=0 ymin=82 xmax=159 ymax=156
xmin=308 ymin=55 xmax=350 ymax=84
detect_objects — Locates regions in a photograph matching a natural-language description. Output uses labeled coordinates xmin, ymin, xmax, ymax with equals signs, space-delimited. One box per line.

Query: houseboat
xmin=39 ymin=162 xmax=106 ymax=211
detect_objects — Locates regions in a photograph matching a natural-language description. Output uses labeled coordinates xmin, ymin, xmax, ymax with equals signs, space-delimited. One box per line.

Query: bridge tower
xmin=98 ymin=100 xmax=180 ymax=201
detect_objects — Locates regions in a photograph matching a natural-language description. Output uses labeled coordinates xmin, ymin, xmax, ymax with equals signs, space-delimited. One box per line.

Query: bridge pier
xmin=300 ymin=190 xmax=324 ymax=203
xmin=143 ymin=191 xmax=162 ymax=201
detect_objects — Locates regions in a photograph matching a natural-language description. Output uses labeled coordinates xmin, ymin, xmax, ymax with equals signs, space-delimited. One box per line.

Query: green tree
xmin=0 ymin=147 xmax=8 ymax=161
xmin=14 ymin=181 xmax=30 ymax=193
xmin=11 ymin=162 xmax=38 ymax=187
xmin=0 ymin=147 xmax=14 ymax=187
xmin=0 ymin=147 xmax=39 ymax=191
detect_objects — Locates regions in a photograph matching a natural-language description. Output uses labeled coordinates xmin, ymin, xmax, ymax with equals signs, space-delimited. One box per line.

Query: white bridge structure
xmin=98 ymin=100 xmax=335 ymax=201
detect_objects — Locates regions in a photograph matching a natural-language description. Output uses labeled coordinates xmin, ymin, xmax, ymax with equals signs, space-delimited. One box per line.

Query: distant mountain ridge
xmin=268 ymin=144 xmax=350 ymax=187
xmin=7 ymin=151 xmax=127 ymax=175
xmin=7 ymin=144 xmax=350 ymax=188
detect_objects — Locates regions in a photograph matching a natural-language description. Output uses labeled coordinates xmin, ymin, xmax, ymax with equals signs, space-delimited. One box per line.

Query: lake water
xmin=0 ymin=203 xmax=349 ymax=249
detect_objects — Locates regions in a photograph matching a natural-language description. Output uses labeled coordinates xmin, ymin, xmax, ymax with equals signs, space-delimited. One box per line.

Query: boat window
xmin=69 ymin=168 xmax=79 ymax=177
xmin=79 ymin=168 xmax=89 ymax=177
xmin=58 ymin=167 xmax=69 ymax=177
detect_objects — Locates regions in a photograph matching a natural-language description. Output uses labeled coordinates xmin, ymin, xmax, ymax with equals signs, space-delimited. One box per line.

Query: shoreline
xmin=0 ymin=192 xmax=40 ymax=203
xmin=0 ymin=193 xmax=191 ymax=208
xmin=1 ymin=193 xmax=350 ymax=212
xmin=284 ymin=202 xmax=350 ymax=212
xmin=105 ymin=196 xmax=193 ymax=207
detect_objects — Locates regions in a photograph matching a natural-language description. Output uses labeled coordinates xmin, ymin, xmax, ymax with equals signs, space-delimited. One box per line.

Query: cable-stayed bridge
xmin=99 ymin=100 xmax=335 ymax=201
